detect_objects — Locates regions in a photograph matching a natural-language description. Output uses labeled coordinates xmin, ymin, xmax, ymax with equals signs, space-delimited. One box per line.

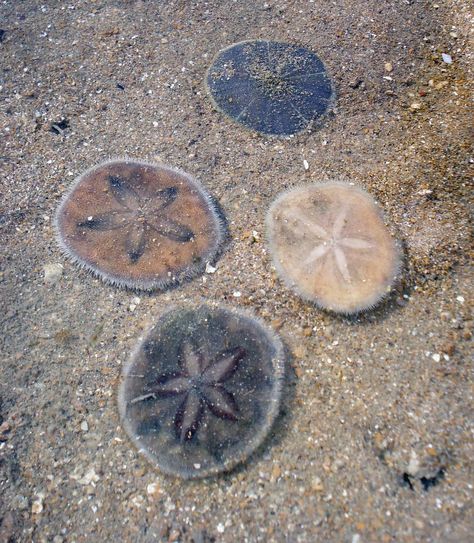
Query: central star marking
xmin=284 ymin=207 xmax=373 ymax=282
xmin=77 ymin=174 xmax=194 ymax=263
xmin=150 ymin=342 xmax=246 ymax=442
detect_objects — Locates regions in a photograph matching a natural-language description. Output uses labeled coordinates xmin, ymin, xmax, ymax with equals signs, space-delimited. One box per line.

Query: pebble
xmin=147 ymin=481 xmax=162 ymax=497
xmin=407 ymin=451 xmax=420 ymax=476
xmin=294 ymin=366 xmax=303 ymax=378
xmin=441 ymin=342 xmax=455 ymax=356
xmin=71 ymin=467 xmax=100 ymax=485
xmin=31 ymin=493 xmax=45 ymax=514
xmin=168 ymin=529 xmax=181 ymax=542
xmin=384 ymin=62 xmax=393 ymax=72
xmin=441 ymin=53 xmax=453 ymax=64
xmin=205 ymin=262 xmax=216 ymax=273
xmin=80 ymin=420 xmax=89 ymax=432
xmin=130 ymin=494 xmax=145 ymax=508
xmin=311 ymin=477 xmax=324 ymax=492
xmin=271 ymin=318 xmax=283 ymax=330
xmin=251 ymin=230 xmax=260 ymax=243
xmin=271 ymin=465 xmax=282 ymax=481
xmin=0 ymin=421 xmax=11 ymax=439
xmin=293 ymin=345 xmax=306 ymax=359
xmin=43 ymin=263 xmax=63 ymax=283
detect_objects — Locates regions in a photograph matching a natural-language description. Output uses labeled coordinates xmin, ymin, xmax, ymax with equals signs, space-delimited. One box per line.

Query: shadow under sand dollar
xmin=55 ymin=159 xmax=224 ymax=291
xmin=118 ymin=303 xmax=285 ymax=479
xmin=206 ymin=40 xmax=334 ymax=136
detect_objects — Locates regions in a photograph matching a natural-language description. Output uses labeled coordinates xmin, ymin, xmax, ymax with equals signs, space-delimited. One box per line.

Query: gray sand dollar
xmin=118 ymin=303 xmax=285 ymax=479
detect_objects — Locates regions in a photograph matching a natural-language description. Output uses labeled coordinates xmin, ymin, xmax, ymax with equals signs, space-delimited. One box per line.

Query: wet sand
xmin=0 ymin=1 xmax=472 ymax=541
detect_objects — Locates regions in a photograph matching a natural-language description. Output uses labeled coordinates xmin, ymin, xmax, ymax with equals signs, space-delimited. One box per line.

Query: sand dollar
xmin=266 ymin=182 xmax=401 ymax=313
xmin=55 ymin=159 xmax=223 ymax=290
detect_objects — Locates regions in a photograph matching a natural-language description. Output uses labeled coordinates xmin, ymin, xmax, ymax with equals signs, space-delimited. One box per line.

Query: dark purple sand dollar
xmin=206 ymin=40 xmax=334 ymax=135
xmin=55 ymin=159 xmax=223 ymax=290
xmin=118 ymin=304 xmax=285 ymax=479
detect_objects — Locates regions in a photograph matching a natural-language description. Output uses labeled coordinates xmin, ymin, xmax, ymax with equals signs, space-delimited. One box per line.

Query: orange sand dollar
xmin=266 ymin=182 xmax=401 ymax=314
xmin=55 ymin=159 xmax=223 ymax=290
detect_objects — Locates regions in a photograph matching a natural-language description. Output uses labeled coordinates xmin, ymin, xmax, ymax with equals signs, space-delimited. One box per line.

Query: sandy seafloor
xmin=0 ymin=1 xmax=473 ymax=541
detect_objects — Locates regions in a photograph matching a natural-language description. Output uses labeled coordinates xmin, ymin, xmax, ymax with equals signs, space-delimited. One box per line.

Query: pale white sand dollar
xmin=266 ymin=182 xmax=401 ymax=314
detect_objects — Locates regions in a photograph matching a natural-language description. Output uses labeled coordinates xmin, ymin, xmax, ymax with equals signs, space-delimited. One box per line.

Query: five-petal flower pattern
xmin=77 ymin=174 xmax=194 ymax=263
xmin=284 ymin=206 xmax=373 ymax=283
xmin=151 ymin=342 xmax=246 ymax=442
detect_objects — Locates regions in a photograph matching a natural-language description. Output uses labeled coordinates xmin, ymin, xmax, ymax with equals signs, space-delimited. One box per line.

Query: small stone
xmin=384 ymin=62 xmax=393 ymax=72
xmin=302 ymin=327 xmax=312 ymax=337
xmin=147 ymin=481 xmax=162 ymax=497
xmin=294 ymin=345 xmax=306 ymax=359
xmin=303 ymin=159 xmax=309 ymax=170
xmin=373 ymin=432 xmax=384 ymax=449
xmin=43 ymin=263 xmax=63 ymax=283
xmin=216 ymin=523 xmax=225 ymax=534
xmin=440 ymin=342 xmax=455 ymax=356
xmin=169 ymin=529 xmax=181 ymax=542
xmin=233 ymin=291 xmax=241 ymax=297
xmin=435 ymin=80 xmax=449 ymax=90
xmin=0 ymin=421 xmax=10 ymax=435
xmin=205 ymin=262 xmax=216 ymax=273
xmin=271 ymin=465 xmax=281 ymax=481
xmin=426 ymin=446 xmax=437 ymax=457
xmin=311 ymin=476 xmax=324 ymax=492
xmin=410 ymin=102 xmax=422 ymax=110
xmin=456 ymin=295 xmax=465 ymax=304
xmin=31 ymin=493 xmax=45 ymax=514
xmin=416 ymin=188 xmax=433 ymax=196
xmin=432 ymin=353 xmax=441 ymax=362
xmin=130 ymin=494 xmax=145 ymax=508
xmin=251 ymin=230 xmax=260 ymax=243
xmin=161 ymin=38 xmax=168 ymax=44
xmin=271 ymin=318 xmax=283 ymax=330
xmin=349 ymin=79 xmax=364 ymax=90
xmin=441 ymin=53 xmax=453 ymax=64
xmin=407 ymin=451 xmax=420 ymax=476
xmin=71 ymin=467 xmax=100 ymax=485
xmin=294 ymin=366 xmax=303 ymax=378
